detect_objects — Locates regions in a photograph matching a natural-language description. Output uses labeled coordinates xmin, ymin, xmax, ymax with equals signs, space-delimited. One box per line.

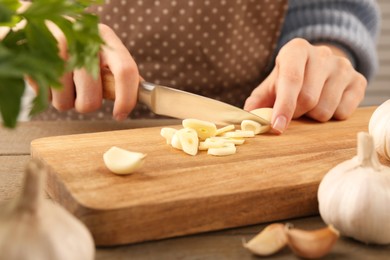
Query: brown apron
xmin=32 ymin=0 xmax=288 ymax=121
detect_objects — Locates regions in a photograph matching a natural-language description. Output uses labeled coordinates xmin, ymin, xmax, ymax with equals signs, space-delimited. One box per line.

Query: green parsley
xmin=0 ymin=0 xmax=103 ymax=128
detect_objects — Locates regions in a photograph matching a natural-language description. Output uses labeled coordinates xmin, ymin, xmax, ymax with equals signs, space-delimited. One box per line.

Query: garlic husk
xmin=0 ymin=160 xmax=95 ymax=260
xmin=318 ymin=132 xmax=390 ymax=244
xmin=369 ymin=99 xmax=390 ymax=160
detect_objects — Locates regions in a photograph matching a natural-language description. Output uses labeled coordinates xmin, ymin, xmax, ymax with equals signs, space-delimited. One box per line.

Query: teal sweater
xmin=280 ymin=0 xmax=381 ymax=81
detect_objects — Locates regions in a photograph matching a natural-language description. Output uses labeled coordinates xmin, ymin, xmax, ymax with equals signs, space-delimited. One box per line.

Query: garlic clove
xmin=286 ymin=225 xmax=339 ymax=259
xmin=243 ymin=223 xmax=287 ymax=256
xmin=103 ymin=146 xmax=146 ymax=175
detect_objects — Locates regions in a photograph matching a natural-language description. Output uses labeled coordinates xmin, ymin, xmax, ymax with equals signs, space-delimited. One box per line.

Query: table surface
xmin=1 ymin=116 xmax=390 ymax=260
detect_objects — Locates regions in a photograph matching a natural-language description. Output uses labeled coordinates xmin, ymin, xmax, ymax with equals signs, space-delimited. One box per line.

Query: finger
xmin=306 ymin=57 xmax=354 ymax=122
xmin=45 ymin=21 xmax=75 ymax=111
xmin=333 ymin=73 xmax=367 ymax=120
xmin=272 ymin=39 xmax=309 ymax=133
xmin=51 ymin=72 xmax=75 ymax=111
xmin=244 ymin=68 xmax=277 ymax=111
xmin=99 ymin=24 xmax=139 ymax=121
xmin=73 ymin=68 xmax=102 ymax=113
xmin=293 ymin=46 xmax=332 ymax=118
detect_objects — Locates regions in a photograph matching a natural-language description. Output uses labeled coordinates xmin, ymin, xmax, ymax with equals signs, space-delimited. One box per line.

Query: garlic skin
xmin=369 ymin=99 xmax=390 ymax=160
xmin=0 ymin=160 xmax=95 ymax=260
xmin=318 ymin=132 xmax=390 ymax=245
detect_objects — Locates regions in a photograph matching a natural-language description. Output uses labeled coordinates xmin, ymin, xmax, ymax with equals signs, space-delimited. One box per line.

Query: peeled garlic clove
xmin=207 ymin=143 xmax=236 ymax=156
xmin=182 ymin=118 xmax=217 ymax=140
xmin=286 ymin=225 xmax=339 ymax=259
xmin=177 ymin=128 xmax=199 ymax=156
xmin=160 ymin=127 xmax=177 ymax=144
xmin=243 ymin=223 xmax=287 ymax=256
xmin=241 ymin=120 xmax=262 ymax=135
xmin=250 ymin=108 xmax=273 ymax=133
xmin=103 ymin=146 xmax=146 ymax=175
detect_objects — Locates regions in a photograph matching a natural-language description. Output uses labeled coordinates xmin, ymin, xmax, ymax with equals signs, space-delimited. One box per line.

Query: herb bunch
xmin=0 ymin=0 xmax=103 ymax=128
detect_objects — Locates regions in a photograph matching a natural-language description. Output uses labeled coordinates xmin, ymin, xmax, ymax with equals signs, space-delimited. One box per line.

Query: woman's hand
xmin=29 ymin=23 xmax=140 ymax=121
xmin=244 ymin=38 xmax=367 ymax=134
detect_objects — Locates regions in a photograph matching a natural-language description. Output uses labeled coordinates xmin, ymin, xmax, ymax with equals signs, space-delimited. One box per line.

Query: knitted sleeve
xmin=279 ymin=0 xmax=381 ymax=81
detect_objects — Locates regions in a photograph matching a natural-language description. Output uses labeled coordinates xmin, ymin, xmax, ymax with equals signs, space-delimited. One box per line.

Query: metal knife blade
xmin=102 ymin=69 xmax=270 ymax=125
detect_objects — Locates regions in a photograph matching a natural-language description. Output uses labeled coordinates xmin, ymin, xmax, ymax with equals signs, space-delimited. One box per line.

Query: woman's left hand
xmin=244 ymin=38 xmax=367 ymax=134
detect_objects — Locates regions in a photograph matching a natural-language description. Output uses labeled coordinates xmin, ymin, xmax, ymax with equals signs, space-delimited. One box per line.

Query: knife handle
xmin=101 ymin=67 xmax=154 ymax=109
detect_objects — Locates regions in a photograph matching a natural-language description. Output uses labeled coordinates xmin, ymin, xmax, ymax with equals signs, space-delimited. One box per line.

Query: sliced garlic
xmin=216 ymin=124 xmax=235 ymax=136
xmin=241 ymin=120 xmax=262 ymax=135
xmin=182 ymin=118 xmax=217 ymax=140
xmin=160 ymin=127 xmax=177 ymax=144
xmin=223 ymin=130 xmax=255 ymax=138
xmin=198 ymin=138 xmax=226 ymax=150
xmin=170 ymin=132 xmax=182 ymax=150
xmin=250 ymin=107 xmax=273 ymax=133
xmin=209 ymin=136 xmax=245 ymax=145
xmin=207 ymin=143 xmax=236 ymax=156
xmin=103 ymin=146 xmax=146 ymax=175
xmin=177 ymin=128 xmax=199 ymax=156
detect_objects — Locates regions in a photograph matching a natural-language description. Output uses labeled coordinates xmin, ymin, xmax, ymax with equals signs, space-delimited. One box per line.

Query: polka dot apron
xmin=32 ymin=0 xmax=288 ymax=121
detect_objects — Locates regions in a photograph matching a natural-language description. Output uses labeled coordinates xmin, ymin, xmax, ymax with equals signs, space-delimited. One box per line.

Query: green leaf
xmin=0 ymin=77 xmax=25 ymax=128
xmin=0 ymin=0 xmax=104 ymax=128
xmin=0 ymin=0 xmax=20 ymax=25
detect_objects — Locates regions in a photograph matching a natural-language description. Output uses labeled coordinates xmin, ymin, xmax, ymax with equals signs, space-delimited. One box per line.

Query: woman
xmin=35 ymin=0 xmax=381 ymax=134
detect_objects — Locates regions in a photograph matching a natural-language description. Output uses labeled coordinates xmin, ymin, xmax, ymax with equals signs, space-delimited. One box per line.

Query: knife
xmin=101 ymin=69 xmax=270 ymax=125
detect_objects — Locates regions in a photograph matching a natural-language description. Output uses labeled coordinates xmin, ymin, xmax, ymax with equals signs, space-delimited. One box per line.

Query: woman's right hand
xmin=29 ymin=23 xmax=140 ymax=121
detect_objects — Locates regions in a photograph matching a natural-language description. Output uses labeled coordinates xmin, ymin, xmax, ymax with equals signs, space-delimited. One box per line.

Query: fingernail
xmin=272 ymin=115 xmax=287 ymax=134
xmin=115 ymin=113 xmax=128 ymax=121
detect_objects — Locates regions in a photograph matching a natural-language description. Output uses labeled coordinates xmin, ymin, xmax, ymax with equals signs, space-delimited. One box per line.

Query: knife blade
xmin=102 ymin=69 xmax=270 ymax=125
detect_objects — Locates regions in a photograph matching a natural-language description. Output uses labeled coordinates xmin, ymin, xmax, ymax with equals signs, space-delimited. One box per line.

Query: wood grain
xmin=30 ymin=107 xmax=384 ymax=246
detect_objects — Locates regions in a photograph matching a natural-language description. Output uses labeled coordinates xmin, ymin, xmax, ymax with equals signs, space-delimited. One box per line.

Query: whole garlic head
xmin=369 ymin=99 xmax=390 ymax=160
xmin=0 ymin=160 xmax=95 ymax=260
xmin=318 ymin=132 xmax=390 ymax=245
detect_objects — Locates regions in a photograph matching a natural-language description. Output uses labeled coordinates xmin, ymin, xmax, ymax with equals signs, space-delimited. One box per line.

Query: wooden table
xmin=1 ymin=114 xmax=390 ymax=260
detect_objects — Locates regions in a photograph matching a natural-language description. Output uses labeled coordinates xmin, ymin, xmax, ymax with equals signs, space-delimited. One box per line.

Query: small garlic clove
xmin=286 ymin=225 xmax=340 ymax=259
xmin=243 ymin=223 xmax=287 ymax=256
xmin=103 ymin=146 xmax=146 ymax=175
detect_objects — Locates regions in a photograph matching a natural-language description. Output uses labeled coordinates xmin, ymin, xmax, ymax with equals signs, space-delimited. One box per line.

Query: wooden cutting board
xmin=31 ymin=107 xmax=384 ymax=246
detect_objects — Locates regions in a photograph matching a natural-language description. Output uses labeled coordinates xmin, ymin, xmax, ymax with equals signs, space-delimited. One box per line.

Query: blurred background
xmin=363 ymin=0 xmax=390 ymax=106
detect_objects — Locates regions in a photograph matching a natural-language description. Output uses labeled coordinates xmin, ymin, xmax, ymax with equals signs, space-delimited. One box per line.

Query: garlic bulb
xmin=368 ymin=99 xmax=390 ymax=160
xmin=0 ymin=160 xmax=95 ymax=260
xmin=318 ymin=132 xmax=390 ymax=244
